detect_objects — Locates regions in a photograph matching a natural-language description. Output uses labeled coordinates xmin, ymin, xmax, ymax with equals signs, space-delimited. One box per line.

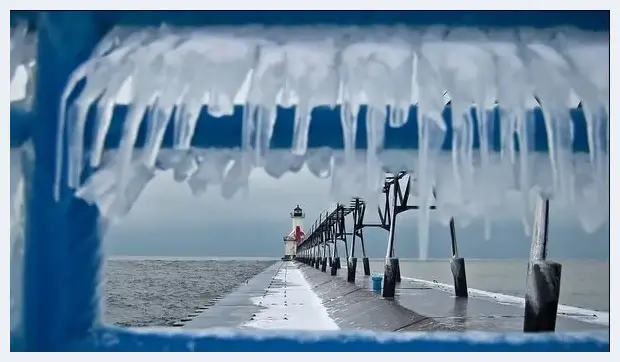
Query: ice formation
xmin=32 ymin=25 xmax=606 ymax=258
xmin=10 ymin=148 xmax=26 ymax=333
xmin=10 ymin=24 xmax=38 ymax=334
xmin=10 ymin=22 xmax=37 ymax=109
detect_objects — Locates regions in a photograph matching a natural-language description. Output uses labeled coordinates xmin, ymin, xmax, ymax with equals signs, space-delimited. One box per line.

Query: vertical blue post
xmin=23 ymin=11 xmax=103 ymax=351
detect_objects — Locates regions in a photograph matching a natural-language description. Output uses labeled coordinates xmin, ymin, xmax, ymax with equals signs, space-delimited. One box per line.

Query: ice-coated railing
xmin=56 ymin=25 xmax=609 ymax=240
xmin=8 ymin=10 xmax=610 ymax=353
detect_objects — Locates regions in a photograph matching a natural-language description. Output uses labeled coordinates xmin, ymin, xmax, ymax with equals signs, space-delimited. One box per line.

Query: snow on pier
xmin=183 ymin=261 xmax=338 ymax=330
xmin=242 ymin=262 xmax=339 ymax=331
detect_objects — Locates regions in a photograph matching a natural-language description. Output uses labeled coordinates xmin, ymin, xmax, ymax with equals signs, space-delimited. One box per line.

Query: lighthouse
xmin=282 ymin=205 xmax=305 ymax=260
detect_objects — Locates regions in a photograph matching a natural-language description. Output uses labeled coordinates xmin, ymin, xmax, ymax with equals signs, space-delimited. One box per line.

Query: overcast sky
xmin=104 ymin=166 xmax=609 ymax=260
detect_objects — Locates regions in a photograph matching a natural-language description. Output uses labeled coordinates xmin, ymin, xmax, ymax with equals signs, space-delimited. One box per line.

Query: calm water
xmin=105 ymin=258 xmax=275 ymax=327
xmin=105 ymin=258 xmax=608 ymax=327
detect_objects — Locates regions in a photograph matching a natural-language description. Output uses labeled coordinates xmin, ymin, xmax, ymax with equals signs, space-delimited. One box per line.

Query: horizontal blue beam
xmin=74 ymin=104 xmax=593 ymax=153
xmin=61 ymin=327 xmax=609 ymax=352
xmin=11 ymin=10 xmax=610 ymax=32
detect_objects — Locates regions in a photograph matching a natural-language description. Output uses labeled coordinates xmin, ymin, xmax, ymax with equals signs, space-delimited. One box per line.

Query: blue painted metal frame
xmin=9 ymin=10 xmax=610 ymax=352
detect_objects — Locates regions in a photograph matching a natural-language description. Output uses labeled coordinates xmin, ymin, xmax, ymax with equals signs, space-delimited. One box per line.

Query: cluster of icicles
xmin=41 ymin=25 xmax=607 ymax=254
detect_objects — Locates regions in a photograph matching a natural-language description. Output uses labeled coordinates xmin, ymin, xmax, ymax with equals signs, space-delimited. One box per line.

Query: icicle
xmin=141 ymin=56 xmax=189 ymax=168
xmin=339 ymin=101 xmax=359 ymax=175
xmin=241 ymin=103 xmax=256 ymax=170
xmin=264 ymin=152 xmax=297 ymax=179
xmin=306 ymin=147 xmax=333 ymax=179
xmin=110 ymin=165 xmax=155 ymax=221
xmin=365 ymin=107 xmax=386 ymax=195
xmin=187 ymin=150 xmax=228 ymax=196
xmin=171 ymin=49 xmax=211 ymax=150
xmin=89 ymin=37 xmax=161 ymax=168
xmin=112 ymin=48 xmax=175 ymax=218
xmin=515 ymin=109 xmax=536 ymax=235
xmin=556 ymin=29 xmax=609 ymax=230
xmin=285 ymin=40 xmax=338 ymax=156
xmin=57 ymin=29 xmax=155 ymax=198
xmin=255 ymin=105 xmax=277 ymax=164
xmin=246 ymin=42 xmax=286 ymax=167
xmin=388 ymin=49 xmax=414 ymax=128
xmin=542 ymin=107 xmax=575 ymax=203
xmin=221 ymin=157 xmax=247 ymax=200
xmin=291 ymin=100 xmax=312 ymax=156
xmin=417 ymin=112 xmax=446 ymax=260
xmin=521 ymin=29 xmax=576 ymax=204
xmin=199 ymin=34 xmax=256 ymax=118
xmin=477 ymin=106 xmax=496 ymax=240
xmin=576 ymin=105 xmax=608 ymax=232
xmin=91 ymin=90 xmax=122 ymax=168
xmin=173 ymin=152 xmax=198 ymax=183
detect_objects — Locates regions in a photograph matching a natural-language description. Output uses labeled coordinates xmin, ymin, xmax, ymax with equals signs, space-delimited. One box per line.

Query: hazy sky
xmin=104 ymin=166 xmax=609 ymax=260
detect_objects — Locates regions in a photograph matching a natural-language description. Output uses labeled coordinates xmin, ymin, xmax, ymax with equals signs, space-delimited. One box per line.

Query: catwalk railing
xmin=9 ymin=10 xmax=609 ymax=352
xmin=296 ymin=170 xmax=562 ymax=332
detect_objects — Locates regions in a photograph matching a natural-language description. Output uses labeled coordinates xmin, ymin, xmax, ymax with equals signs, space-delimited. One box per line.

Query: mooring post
xmin=524 ymin=195 xmax=562 ymax=332
xmin=361 ymin=245 xmax=371 ymax=276
xmin=21 ymin=12 xmax=106 ymax=352
xmin=383 ymin=179 xmax=399 ymax=298
xmin=390 ymin=246 xmax=401 ymax=283
xmin=449 ymin=217 xmax=468 ymax=298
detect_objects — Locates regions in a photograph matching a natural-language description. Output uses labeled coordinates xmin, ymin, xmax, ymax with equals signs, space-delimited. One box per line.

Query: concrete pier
xmin=181 ymin=260 xmax=606 ymax=333
xmin=332 ymin=262 xmax=607 ymax=332
xmin=182 ymin=261 xmax=446 ymax=332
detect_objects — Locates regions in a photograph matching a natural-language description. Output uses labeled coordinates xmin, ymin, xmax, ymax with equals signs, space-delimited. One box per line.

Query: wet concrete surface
xmin=182 ymin=261 xmax=448 ymax=331
xmin=327 ymin=263 xmax=608 ymax=332
xmin=182 ymin=263 xmax=281 ymax=329
xmin=181 ymin=260 xmax=606 ymax=333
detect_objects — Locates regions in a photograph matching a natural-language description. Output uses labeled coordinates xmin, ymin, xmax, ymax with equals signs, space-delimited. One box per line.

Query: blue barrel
xmin=371 ymin=274 xmax=383 ymax=292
